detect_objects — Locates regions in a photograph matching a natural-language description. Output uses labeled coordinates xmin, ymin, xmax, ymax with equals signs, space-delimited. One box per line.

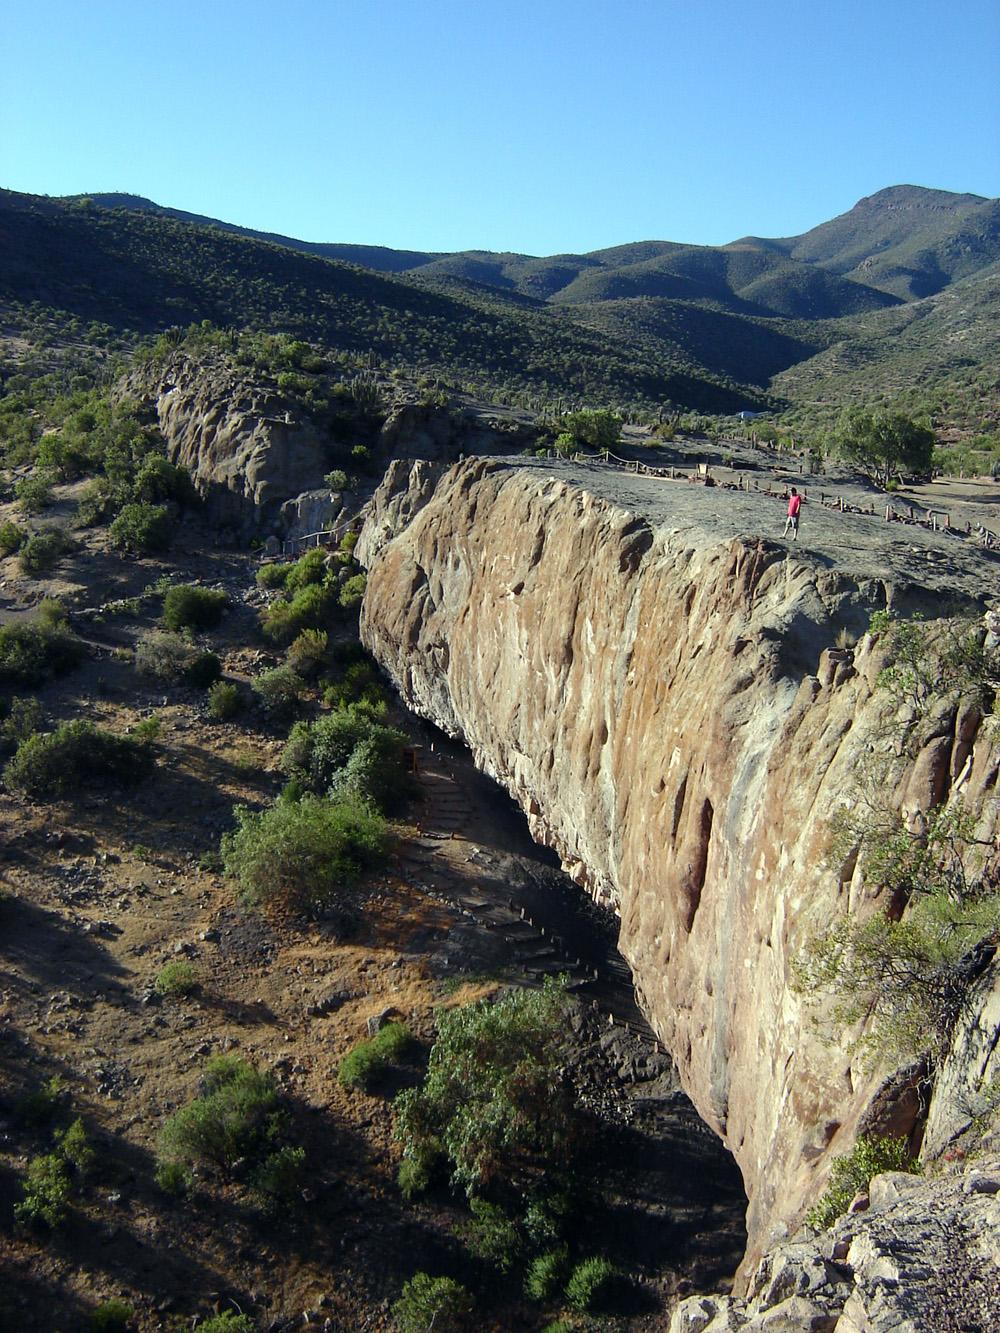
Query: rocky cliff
xmin=358 ymin=456 xmax=1000 ymax=1277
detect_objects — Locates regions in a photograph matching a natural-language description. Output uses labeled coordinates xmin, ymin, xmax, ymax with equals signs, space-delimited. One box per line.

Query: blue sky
xmin=3 ymin=0 xmax=998 ymax=255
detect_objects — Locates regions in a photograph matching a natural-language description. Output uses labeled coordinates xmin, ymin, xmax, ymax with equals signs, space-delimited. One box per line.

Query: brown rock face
xmin=359 ymin=458 xmax=1000 ymax=1274
xmin=122 ymin=352 xmax=329 ymax=535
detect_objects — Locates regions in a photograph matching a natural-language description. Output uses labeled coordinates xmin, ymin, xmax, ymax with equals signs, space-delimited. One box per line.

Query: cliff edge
xmin=357 ymin=456 xmax=1000 ymax=1276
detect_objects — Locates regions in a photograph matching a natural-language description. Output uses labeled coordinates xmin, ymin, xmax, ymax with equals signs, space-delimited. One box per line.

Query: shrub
xmin=55 ymin=1117 xmax=94 ymax=1176
xmin=15 ymin=472 xmax=54 ymax=514
xmin=197 ymin=1314 xmax=255 ymax=1333
xmin=184 ymin=650 xmax=222 ymax=688
xmin=525 ymin=1247 xmax=570 ymax=1303
xmin=394 ymin=978 xmax=578 ymax=1197
xmin=0 ymin=608 xmax=82 ymax=684
xmin=392 ymin=1274 xmax=474 ymax=1333
xmin=221 ymin=792 xmax=387 ymax=913
xmin=324 ymin=469 xmax=348 ymax=490
xmin=19 ymin=527 xmax=73 ymax=575
xmin=155 ymin=961 xmax=197 ymax=997
xmin=806 ymin=1135 xmax=917 ymax=1230
xmin=0 ymin=696 xmax=46 ymax=754
xmin=286 ymin=628 xmax=329 ymax=680
xmin=248 ymin=1144 xmax=306 ymax=1209
xmin=284 ymin=546 xmax=328 ymax=593
xmin=134 ymin=629 xmax=196 ymax=681
xmin=109 ymin=502 xmax=171 ymax=554
xmin=90 ymin=1300 xmax=135 ymax=1332
xmin=261 ymin=580 xmax=338 ymax=644
xmin=154 ymin=1159 xmax=192 ymax=1196
xmin=460 ymin=1197 xmax=523 ymax=1274
xmin=280 ymin=707 xmax=413 ymax=813
xmin=16 ymin=1075 xmax=65 ymax=1126
xmin=323 ymin=658 xmax=388 ymax=711
xmin=337 ymin=1021 xmax=413 ymax=1090
xmin=162 ymin=584 xmax=227 ymax=632
xmin=0 ymin=519 xmax=25 ymax=554
xmin=256 ymin=561 xmax=291 ymax=590
xmin=251 ymin=664 xmax=304 ymax=718
xmin=157 ymin=1057 xmax=281 ymax=1172
xmin=339 ymin=572 xmax=367 ymax=610
xmin=564 ymin=1257 xmax=619 ymax=1313
xmin=5 ymin=720 xmax=154 ymax=798
xmin=397 ymin=1154 xmax=433 ymax=1201
xmin=14 ymin=1152 xmax=72 ymax=1227
xmin=208 ymin=680 xmax=242 ymax=720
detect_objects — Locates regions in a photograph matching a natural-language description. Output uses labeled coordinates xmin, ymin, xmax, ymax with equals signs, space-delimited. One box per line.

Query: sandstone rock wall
xmin=121 ymin=353 xmax=329 ymax=537
xmin=358 ymin=457 xmax=1000 ymax=1275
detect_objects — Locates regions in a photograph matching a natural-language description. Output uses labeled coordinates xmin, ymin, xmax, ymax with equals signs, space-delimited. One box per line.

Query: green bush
xmin=109 ymin=502 xmax=171 ymax=554
xmin=14 ymin=1152 xmax=72 ymax=1228
xmin=256 ymin=561 xmax=291 ymax=590
xmin=162 ymin=584 xmax=228 ymax=632
xmin=248 ymin=1144 xmax=306 ymax=1210
xmin=19 ymin=527 xmax=73 ymax=575
xmin=339 ymin=572 xmax=367 ymax=610
xmin=196 ymin=1314 xmax=255 ymax=1333
xmin=16 ymin=1075 xmax=65 ymax=1126
xmin=0 ymin=519 xmax=25 ymax=554
xmin=221 ymin=792 xmax=387 ymax=913
xmin=155 ymin=961 xmax=197 ymax=997
xmin=261 ymin=580 xmax=339 ymax=644
xmin=251 ymin=664 xmax=304 ymax=718
xmin=564 ymin=1257 xmax=619 ymax=1313
xmin=394 ymin=978 xmax=577 ymax=1197
xmin=286 ymin=628 xmax=329 ymax=679
xmin=55 ymin=1117 xmax=94 ymax=1176
xmin=90 ymin=1300 xmax=135 ymax=1332
xmin=154 ymin=1159 xmax=192 ymax=1196
xmin=337 ymin=1021 xmax=413 ymax=1090
xmin=184 ymin=650 xmax=222 ymax=688
xmin=157 ymin=1057 xmax=281 ymax=1172
xmin=134 ymin=628 xmax=194 ymax=681
xmin=325 ymin=469 xmax=348 ymax=490
xmin=806 ymin=1135 xmax=917 ymax=1230
xmin=4 ymin=720 xmax=154 ymax=798
xmin=15 ymin=472 xmax=55 ymax=514
xmin=460 ymin=1196 xmax=524 ymax=1273
xmin=524 ymin=1247 xmax=570 ymax=1303
xmin=0 ymin=607 xmax=82 ymax=684
xmin=0 ymin=696 xmax=46 ymax=754
xmin=323 ymin=658 xmax=388 ymax=711
xmin=208 ymin=680 xmax=242 ymax=720
xmin=284 ymin=546 xmax=328 ymax=593
xmin=280 ymin=706 xmax=413 ymax=813
xmin=392 ymin=1274 xmax=474 ymax=1333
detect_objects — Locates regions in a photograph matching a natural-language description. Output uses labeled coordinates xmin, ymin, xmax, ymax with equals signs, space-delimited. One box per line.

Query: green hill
xmin=0 ymin=189 xmax=763 ymax=413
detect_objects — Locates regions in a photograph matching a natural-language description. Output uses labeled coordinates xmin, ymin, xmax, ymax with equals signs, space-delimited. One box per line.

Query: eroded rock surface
xmin=670 ymin=1159 xmax=1000 ymax=1332
xmin=358 ymin=456 xmax=1000 ymax=1275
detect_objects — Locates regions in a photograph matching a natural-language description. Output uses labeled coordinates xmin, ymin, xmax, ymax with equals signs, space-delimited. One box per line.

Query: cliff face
xmin=121 ymin=352 xmax=329 ymax=536
xmin=358 ymin=457 xmax=1000 ymax=1273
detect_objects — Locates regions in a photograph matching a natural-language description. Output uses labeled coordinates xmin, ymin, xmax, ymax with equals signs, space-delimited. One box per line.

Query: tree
xmin=834 ymin=408 xmax=934 ymax=488
xmin=560 ymin=408 xmax=621 ymax=453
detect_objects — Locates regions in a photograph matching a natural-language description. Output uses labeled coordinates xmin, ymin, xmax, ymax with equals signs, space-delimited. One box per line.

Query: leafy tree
xmin=394 ymin=978 xmax=579 ymax=1196
xmin=560 ymin=408 xmax=621 ymax=452
xmin=834 ymin=408 xmax=934 ymax=488
xmin=109 ymin=502 xmax=172 ymax=553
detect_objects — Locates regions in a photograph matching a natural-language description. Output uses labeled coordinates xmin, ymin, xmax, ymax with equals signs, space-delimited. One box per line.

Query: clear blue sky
xmin=3 ymin=0 xmax=998 ymax=255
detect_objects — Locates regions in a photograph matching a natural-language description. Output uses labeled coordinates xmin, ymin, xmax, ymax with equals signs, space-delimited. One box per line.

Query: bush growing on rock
xmin=220 ymin=792 xmax=387 ymax=913
xmin=806 ymin=1134 xmax=917 ymax=1230
xmin=162 ymin=584 xmax=228 ymax=632
xmin=4 ymin=720 xmax=153 ymax=798
xmin=208 ymin=680 xmax=242 ymax=720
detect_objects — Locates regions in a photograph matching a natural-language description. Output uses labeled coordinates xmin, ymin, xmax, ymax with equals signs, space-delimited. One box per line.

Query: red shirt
xmin=787 ymin=494 xmax=801 ymax=517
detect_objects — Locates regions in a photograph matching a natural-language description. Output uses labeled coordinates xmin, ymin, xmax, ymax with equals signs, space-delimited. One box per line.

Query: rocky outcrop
xmin=670 ymin=1160 xmax=1000 ymax=1331
xmin=358 ymin=456 xmax=1000 ymax=1276
xmin=121 ymin=352 xmax=330 ymax=537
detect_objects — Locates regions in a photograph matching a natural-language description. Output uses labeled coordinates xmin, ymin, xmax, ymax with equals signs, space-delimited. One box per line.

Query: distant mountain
xmin=742 ymin=185 xmax=1000 ymax=300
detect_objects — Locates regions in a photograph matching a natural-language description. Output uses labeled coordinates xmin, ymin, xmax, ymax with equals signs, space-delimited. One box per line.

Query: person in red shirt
xmin=783 ymin=487 xmax=801 ymax=540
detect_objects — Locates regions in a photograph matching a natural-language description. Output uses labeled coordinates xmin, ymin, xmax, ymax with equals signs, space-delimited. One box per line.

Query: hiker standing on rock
xmin=783 ymin=487 xmax=801 ymax=540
